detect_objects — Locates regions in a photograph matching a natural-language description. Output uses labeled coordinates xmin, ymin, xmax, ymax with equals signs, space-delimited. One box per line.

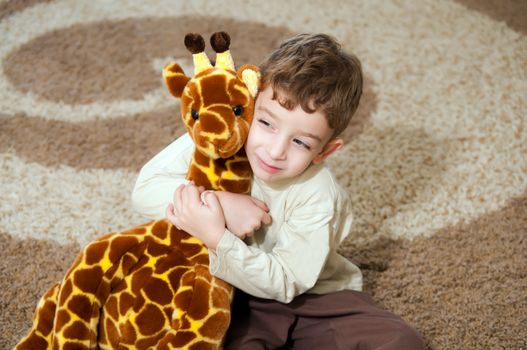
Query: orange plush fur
xmin=16 ymin=31 xmax=259 ymax=350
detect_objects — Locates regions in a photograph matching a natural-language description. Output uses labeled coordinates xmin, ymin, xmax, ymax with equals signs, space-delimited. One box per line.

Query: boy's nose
xmin=267 ymin=138 xmax=287 ymax=160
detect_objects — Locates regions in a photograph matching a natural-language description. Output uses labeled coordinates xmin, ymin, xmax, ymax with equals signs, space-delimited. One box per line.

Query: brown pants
xmin=224 ymin=290 xmax=424 ymax=350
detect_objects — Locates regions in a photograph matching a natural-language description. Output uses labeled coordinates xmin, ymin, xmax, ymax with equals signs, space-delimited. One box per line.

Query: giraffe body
xmin=16 ymin=32 xmax=259 ymax=350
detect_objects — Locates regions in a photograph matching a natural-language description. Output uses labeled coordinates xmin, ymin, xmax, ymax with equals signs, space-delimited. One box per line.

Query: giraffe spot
xmin=211 ymin=284 xmax=231 ymax=309
xmin=104 ymin=295 xmax=119 ymax=320
xmin=124 ymin=226 xmax=147 ymax=235
xmin=155 ymin=250 xmax=188 ymax=275
xmin=132 ymin=296 xmax=147 ymax=316
xmin=143 ymin=277 xmax=173 ymax=305
xmin=136 ymin=332 xmax=167 ymax=350
xmin=119 ymin=319 xmax=137 ymax=344
xmin=230 ymin=79 xmax=251 ymax=106
xmin=180 ymin=315 xmax=191 ymax=330
xmin=167 ymin=267 xmax=187 ymax=292
xmin=200 ymin=74 xmax=230 ymax=106
xmin=199 ymin=311 xmax=230 ymax=340
xmin=130 ymin=266 xmax=153 ymax=296
xmin=63 ymin=342 xmax=90 ymax=350
xmin=95 ymin=278 xmax=111 ymax=304
xmin=35 ymin=295 xmax=57 ymax=336
xmin=118 ymin=254 xmax=138 ymax=280
xmin=63 ymin=320 xmax=90 ymax=340
xmin=58 ymin=279 xmax=73 ymax=306
xmin=169 ymin=225 xmax=190 ymax=244
xmin=194 ymin=150 xmax=212 ymax=167
xmin=67 ymin=294 xmax=93 ymax=320
xmin=228 ymin=159 xmax=252 ymax=177
xmin=190 ymin=254 xmax=210 ymax=265
xmin=178 ymin=242 xmax=204 ymax=257
xmin=170 ymin=331 xmax=197 ymax=347
xmin=175 ymin=289 xmax=193 ymax=311
xmin=73 ymin=266 xmax=103 ymax=294
xmin=187 ymin=166 xmax=213 ymax=190
xmin=129 ymin=253 xmax=149 ymax=275
xmin=135 ymin=303 xmax=165 ymax=336
xmin=151 ymin=220 xmax=169 ymax=240
xmin=15 ymin=333 xmax=48 ymax=350
xmin=84 ymin=239 xmax=109 ymax=265
xmin=104 ymin=318 xmax=120 ymax=349
xmin=219 ymin=178 xmax=251 ymax=194
xmin=186 ymin=278 xmax=211 ymax=321
xmin=146 ymin=241 xmax=170 ymax=257
xmin=180 ymin=270 xmax=197 ymax=288
xmin=55 ymin=309 xmax=71 ymax=333
xmin=109 ymin=235 xmax=141 ymax=262
xmin=189 ymin=341 xmax=215 ymax=350
xmin=119 ymin=291 xmax=135 ymax=316
xmin=199 ymin=109 xmax=228 ymax=135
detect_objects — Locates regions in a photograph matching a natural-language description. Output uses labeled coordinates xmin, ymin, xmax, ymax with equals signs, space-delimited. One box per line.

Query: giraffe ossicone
xmin=16 ymin=31 xmax=259 ymax=350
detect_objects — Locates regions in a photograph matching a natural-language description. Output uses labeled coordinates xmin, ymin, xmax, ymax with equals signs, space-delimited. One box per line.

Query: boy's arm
xmin=210 ymin=202 xmax=336 ymax=303
xmin=132 ymin=133 xmax=193 ymax=219
xmin=133 ymin=134 xmax=270 ymax=234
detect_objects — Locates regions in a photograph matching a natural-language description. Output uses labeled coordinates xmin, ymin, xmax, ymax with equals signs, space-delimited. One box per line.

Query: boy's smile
xmin=245 ymin=86 xmax=343 ymax=183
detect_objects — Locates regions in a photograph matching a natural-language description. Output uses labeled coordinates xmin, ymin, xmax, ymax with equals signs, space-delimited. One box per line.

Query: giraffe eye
xmin=232 ymin=105 xmax=244 ymax=116
xmin=191 ymin=109 xmax=199 ymax=120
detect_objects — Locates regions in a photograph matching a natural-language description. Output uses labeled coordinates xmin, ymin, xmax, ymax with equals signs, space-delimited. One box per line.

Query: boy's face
xmin=245 ymin=86 xmax=343 ymax=183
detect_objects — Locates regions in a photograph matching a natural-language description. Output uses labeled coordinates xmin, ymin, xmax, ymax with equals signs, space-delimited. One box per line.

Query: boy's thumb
xmin=262 ymin=212 xmax=272 ymax=225
xmin=251 ymin=197 xmax=269 ymax=212
xmin=204 ymin=191 xmax=221 ymax=209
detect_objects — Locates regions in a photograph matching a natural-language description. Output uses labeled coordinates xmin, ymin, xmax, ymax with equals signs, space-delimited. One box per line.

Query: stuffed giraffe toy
xmin=15 ymin=31 xmax=260 ymax=350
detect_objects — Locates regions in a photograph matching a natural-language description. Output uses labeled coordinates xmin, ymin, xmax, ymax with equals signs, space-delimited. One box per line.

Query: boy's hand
xmin=166 ymin=183 xmax=225 ymax=250
xmin=215 ymin=191 xmax=272 ymax=239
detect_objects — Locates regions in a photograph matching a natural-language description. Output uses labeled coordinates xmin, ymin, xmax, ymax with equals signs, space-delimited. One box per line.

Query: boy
xmin=132 ymin=34 xmax=424 ymax=349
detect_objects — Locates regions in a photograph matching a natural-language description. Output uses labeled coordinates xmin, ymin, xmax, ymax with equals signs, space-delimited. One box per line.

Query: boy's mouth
xmin=257 ymin=156 xmax=281 ymax=174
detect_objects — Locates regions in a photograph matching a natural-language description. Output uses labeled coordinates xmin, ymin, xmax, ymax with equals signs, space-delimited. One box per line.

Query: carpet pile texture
xmin=1 ymin=0 xmax=526 ymax=348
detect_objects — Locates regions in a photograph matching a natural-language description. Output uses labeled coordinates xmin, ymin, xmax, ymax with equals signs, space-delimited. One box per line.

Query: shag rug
xmin=1 ymin=0 xmax=526 ymax=349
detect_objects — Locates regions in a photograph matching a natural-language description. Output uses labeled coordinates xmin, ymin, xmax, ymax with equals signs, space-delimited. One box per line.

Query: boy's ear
xmin=312 ymin=138 xmax=344 ymax=164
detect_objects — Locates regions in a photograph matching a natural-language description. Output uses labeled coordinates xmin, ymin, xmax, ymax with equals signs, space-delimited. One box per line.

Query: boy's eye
xmin=293 ymin=138 xmax=311 ymax=150
xmin=258 ymin=119 xmax=271 ymax=127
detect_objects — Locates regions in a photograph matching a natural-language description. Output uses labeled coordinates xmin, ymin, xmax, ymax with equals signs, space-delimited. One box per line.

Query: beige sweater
xmin=132 ymin=134 xmax=362 ymax=303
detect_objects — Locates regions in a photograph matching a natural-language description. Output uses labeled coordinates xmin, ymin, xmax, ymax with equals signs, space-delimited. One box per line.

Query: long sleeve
xmin=209 ymin=197 xmax=336 ymax=303
xmin=132 ymin=133 xmax=193 ymax=220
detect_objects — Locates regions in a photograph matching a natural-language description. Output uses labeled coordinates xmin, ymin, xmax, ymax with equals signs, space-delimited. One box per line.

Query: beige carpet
xmin=1 ymin=0 xmax=526 ymax=348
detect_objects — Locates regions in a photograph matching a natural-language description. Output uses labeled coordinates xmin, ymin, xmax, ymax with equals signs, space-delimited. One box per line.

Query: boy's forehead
xmin=257 ymin=86 xmax=333 ymax=142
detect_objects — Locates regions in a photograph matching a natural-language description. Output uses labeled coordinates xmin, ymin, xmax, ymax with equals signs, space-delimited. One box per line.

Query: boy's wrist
xmin=204 ymin=228 xmax=226 ymax=251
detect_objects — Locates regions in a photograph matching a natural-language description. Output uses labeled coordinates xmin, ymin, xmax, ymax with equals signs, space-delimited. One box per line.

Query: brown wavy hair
xmin=260 ymin=33 xmax=363 ymax=138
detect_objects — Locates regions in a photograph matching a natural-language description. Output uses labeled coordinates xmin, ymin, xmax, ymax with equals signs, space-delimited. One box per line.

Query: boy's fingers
xmin=251 ymin=198 xmax=269 ymax=212
xmin=205 ymin=192 xmax=222 ymax=212
xmin=173 ymin=185 xmax=184 ymax=213
xmin=262 ymin=212 xmax=272 ymax=225
xmin=185 ymin=183 xmax=201 ymax=205
xmin=166 ymin=204 xmax=178 ymax=224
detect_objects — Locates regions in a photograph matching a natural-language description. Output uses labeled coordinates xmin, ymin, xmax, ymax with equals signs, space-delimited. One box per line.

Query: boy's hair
xmin=260 ymin=33 xmax=363 ymax=138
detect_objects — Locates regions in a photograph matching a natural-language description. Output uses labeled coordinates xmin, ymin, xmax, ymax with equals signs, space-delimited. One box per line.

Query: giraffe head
xmin=163 ymin=32 xmax=260 ymax=160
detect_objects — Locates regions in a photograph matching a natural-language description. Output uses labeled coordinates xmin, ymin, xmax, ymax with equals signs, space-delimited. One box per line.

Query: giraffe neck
xmin=187 ymin=148 xmax=252 ymax=194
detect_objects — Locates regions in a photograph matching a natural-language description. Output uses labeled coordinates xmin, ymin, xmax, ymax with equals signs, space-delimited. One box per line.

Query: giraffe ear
xmin=163 ymin=63 xmax=191 ymax=98
xmin=237 ymin=64 xmax=260 ymax=98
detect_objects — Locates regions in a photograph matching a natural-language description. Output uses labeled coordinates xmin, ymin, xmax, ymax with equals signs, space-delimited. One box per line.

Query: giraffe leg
xmin=15 ymin=283 xmax=61 ymax=350
xmin=52 ymin=230 xmax=148 ymax=349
